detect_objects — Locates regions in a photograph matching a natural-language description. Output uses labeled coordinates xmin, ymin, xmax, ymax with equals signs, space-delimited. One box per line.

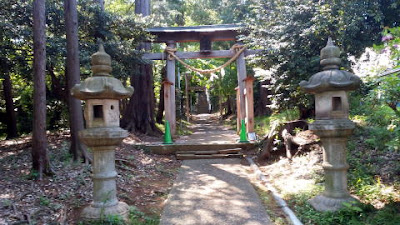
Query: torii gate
xmin=143 ymin=24 xmax=259 ymax=139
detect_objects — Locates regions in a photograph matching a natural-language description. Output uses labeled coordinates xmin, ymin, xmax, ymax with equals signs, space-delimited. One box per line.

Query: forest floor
xmin=0 ymin=132 xmax=180 ymax=225
xmin=1 ymin=116 xmax=399 ymax=225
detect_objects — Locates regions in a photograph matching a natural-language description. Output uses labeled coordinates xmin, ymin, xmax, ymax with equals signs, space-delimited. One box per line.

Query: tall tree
xmin=1 ymin=66 xmax=18 ymax=139
xmin=121 ymin=0 xmax=160 ymax=135
xmin=32 ymin=0 xmax=51 ymax=179
xmin=64 ymin=0 xmax=90 ymax=162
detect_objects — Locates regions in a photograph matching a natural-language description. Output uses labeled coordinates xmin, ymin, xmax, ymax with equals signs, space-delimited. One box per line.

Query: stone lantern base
xmin=309 ymin=195 xmax=357 ymax=212
xmin=81 ymin=201 xmax=130 ymax=221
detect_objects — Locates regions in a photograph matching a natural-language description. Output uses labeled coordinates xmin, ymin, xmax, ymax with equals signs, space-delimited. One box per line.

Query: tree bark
xmin=94 ymin=0 xmax=104 ymax=11
xmin=64 ymin=0 xmax=90 ymax=163
xmin=47 ymin=65 xmax=64 ymax=130
xmin=2 ymin=71 xmax=18 ymax=139
xmin=156 ymin=67 xmax=166 ymax=124
xmin=255 ymin=79 xmax=271 ymax=116
xmin=135 ymin=0 xmax=150 ymax=16
xmin=122 ymin=62 xmax=161 ymax=135
xmin=122 ymin=0 xmax=161 ymax=135
xmin=225 ymin=95 xmax=233 ymax=116
xmin=32 ymin=0 xmax=52 ymax=179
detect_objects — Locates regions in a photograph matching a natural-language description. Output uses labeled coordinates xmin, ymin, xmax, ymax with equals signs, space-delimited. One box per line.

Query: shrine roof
xmin=147 ymin=24 xmax=243 ymax=43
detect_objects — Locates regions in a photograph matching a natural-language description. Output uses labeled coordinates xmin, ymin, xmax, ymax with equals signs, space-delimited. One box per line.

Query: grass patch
xmin=253 ymin=184 xmax=288 ymax=225
xmin=287 ymin=188 xmax=400 ymax=225
xmin=156 ymin=119 xmax=193 ymax=136
xmin=254 ymin=109 xmax=300 ymax=136
xmin=78 ymin=206 xmax=159 ymax=225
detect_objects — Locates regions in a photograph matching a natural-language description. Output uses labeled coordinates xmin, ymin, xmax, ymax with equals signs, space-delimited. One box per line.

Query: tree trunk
xmin=48 ymin=64 xmax=66 ymax=102
xmin=47 ymin=65 xmax=64 ymax=130
xmin=135 ymin=0 xmax=150 ymax=16
xmin=32 ymin=0 xmax=52 ymax=179
xmin=226 ymin=95 xmax=233 ymax=116
xmin=122 ymin=0 xmax=160 ymax=135
xmin=94 ymin=0 xmax=104 ymax=11
xmin=156 ymin=67 xmax=166 ymax=124
xmin=2 ymin=71 xmax=18 ymax=139
xmin=255 ymin=79 xmax=271 ymax=116
xmin=122 ymin=62 xmax=161 ymax=135
xmin=64 ymin=0 xmax=90 ymax=163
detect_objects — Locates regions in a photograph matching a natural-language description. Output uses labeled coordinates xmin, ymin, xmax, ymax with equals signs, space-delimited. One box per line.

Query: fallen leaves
xmin=0 ymin=132 xmax=181 ymax=224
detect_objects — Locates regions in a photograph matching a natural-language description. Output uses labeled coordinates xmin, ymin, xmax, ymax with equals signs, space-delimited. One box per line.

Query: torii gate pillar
xmin=166 ymin=41 xmax=176 ymax=134
xmin=236 ymin=43 xmax=247 ymax=132
xmin=244 ymin=76 xmax=255 ymax=140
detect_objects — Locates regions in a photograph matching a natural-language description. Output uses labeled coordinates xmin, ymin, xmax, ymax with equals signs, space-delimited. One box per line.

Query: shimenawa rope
xmin=164 ymin=44 xmax=246 ymax=74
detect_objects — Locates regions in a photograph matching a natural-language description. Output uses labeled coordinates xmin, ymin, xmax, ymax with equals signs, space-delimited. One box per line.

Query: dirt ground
xmin=256 ymin=134 xmax=400 ymax=209
xmin=0 ymin=132 xmax=181 ymax=225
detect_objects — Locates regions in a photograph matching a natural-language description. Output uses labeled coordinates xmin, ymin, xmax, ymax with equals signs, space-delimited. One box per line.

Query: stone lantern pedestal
xmin=308 ymin=119 xmax=356 ymax=211
xmin=300 ymin=38 xmax=361 ymax=211
xmin=71 ymin=44 xmax=133 ymax=220
xmin=78 ymin=127 xmax=130 ymax=219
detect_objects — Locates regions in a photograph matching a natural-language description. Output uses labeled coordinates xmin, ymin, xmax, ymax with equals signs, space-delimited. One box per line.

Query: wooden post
xmin=244 ymin=76 xmax=255 ymax=140
xmin=185 ymin=73 xmax=190 ymax=122
xmin=235 ymin=87 xmax=240 ymax=134
xmin=166 ymin=41 xmax=176 ymax=134
xmin=236 ymin=43 xmax=247 ymax=124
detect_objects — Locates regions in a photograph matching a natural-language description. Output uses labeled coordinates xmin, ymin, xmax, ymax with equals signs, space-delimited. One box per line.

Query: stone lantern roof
xmin=299 ymin=38 xmax=361 ymax=94
xmin=71 ymin=44 xmax=134 ymax=100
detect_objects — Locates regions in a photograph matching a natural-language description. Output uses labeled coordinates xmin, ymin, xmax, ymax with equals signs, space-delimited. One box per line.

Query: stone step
xmin=175 ymin=148 xmax=242 ymax=155
xmin=146 ymin=143 xmax=254 ymax=155
xmin=176 ymin=153 xmax=244 ymax=160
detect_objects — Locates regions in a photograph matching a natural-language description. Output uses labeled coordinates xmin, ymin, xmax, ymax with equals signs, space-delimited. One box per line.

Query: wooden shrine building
xmin=143 ymin=24 xmax=258 ymax=139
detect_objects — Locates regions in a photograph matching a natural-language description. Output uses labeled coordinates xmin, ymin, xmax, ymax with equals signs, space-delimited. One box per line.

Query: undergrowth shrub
xmin=289 ymin=189 xmax=400 ymax=225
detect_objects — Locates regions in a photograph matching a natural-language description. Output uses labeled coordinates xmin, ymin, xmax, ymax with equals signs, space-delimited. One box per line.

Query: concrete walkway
xmin=160 ymin=158 xmax=271 ymax=225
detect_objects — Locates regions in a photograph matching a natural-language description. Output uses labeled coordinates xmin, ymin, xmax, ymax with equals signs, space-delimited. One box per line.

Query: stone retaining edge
xmin=246 ymin=157 xmax=304 ymax=225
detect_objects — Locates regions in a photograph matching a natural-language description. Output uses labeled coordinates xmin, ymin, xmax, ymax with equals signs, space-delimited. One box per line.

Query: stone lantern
xmin=71 ymin=44 xmax=134 ymax=220
xmin=299 ymin=38 xmax=361 ymax=211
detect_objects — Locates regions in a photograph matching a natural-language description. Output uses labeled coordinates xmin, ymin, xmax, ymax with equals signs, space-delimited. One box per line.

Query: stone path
xmin=160 ymin=114 xmax=271 ymax=225
xmin=176 ymin=114 xmax=239 ymax=144
xmin=160 ymin=159 xmax=271 ymax=225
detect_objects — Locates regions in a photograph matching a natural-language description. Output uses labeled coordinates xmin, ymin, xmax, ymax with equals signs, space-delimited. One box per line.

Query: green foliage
xmin=39 ymin=196 xmax=51 ymax=206
xmin=0 ymin=0 xmax=148 ymax=138
xmin=349 ymin=58 xmax=400 ymax=153
xmin=254 ymin=185 xmax=287 ymax=224
xmin=254 ymin=109 xmax=300 ymax=136
xmin=78 ymin=207 xmax=159 ymax=225
xmin=25 ymin=170 xmax=40 ymax=180
xmin=243 ymin=0 xmax=400 ymax=112
xmin=79 ymin=215 xmax=125 ymax=225
xmin=128 ymin=206 xmax=159 ymax=225
xmin=151 ymin=0 xmax=247 ymax=27
xmin=348 ymin=25 xmax=400 ymax=153
xmin=289 ymin=189 xmax=400 ymax=225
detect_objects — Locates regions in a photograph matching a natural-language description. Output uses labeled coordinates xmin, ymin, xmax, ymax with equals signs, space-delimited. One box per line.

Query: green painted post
xmin=239 ymin=119 xmax=249 ymax=143
xmin=163 ymin=121 xmax=173 ymax=145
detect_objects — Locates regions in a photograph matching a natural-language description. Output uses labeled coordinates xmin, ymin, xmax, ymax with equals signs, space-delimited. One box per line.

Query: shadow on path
xmin=160 ymin=158 xmax=271 ymax=225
